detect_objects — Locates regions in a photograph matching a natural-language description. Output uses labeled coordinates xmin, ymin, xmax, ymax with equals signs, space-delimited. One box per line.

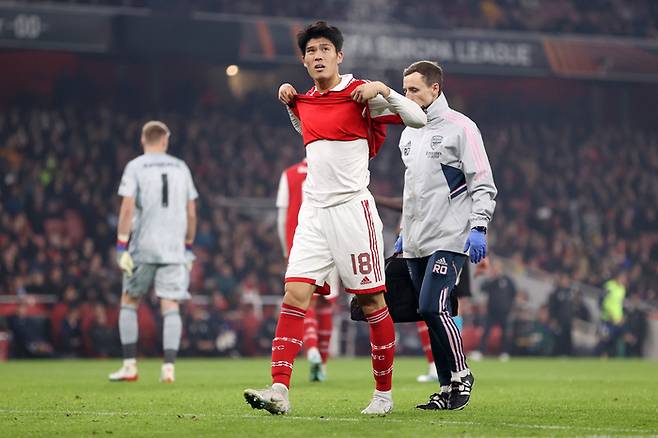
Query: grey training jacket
xmin=399 ymin=94 xmax=497 ymax=258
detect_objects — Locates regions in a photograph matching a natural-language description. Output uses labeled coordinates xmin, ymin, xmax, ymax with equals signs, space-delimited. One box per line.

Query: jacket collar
xmin=426 ymin=93 xmax=450 ymax=122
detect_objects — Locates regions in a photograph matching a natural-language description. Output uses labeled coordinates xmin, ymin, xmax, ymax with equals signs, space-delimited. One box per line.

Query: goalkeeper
xmin=110 ymin=121 xmax=198 ymax=384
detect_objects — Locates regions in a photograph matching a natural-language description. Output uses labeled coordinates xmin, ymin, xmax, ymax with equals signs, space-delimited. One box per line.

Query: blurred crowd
xmin=484 ymin=122 xmax=658 ymax=304
xmin=462 ymin=263 xmax=649 ymax=359
xmin=1 ymin=92 xmax=656 ymax=358
xmin=20 ymin=0 xmax=658 ymax=38
xmin=0 ymin=102 xmax=297 ymax=358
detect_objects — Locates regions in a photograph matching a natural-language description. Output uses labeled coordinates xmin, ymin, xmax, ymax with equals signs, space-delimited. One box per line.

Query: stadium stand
xmin=17 ymin=0 xmax=658 ymax=37
xmin=1 ymin=0 xmax=656 ymax=359
xmin=1 ymin=92 xmax=656 ymax=357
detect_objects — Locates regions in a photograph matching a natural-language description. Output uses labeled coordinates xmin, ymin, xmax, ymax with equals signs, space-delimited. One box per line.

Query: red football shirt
xmin=276 ymin=160 xmax=308 ymax=254
xmin=286 ymin=74 xmax=419 ymax=207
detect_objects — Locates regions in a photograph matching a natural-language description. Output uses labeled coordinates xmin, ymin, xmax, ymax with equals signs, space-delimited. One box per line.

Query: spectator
xmin=472 ymin=260 xmax=517 ymax=360
xmin=256 ymin=306 xmax=278 ymax=356
xmin=89 ymin=304 xmax=118 ymax=358
xmin=547 ymin=273 xmax=575 ymax=356
xmin=596 ymin=271 xmax=628 ymax=357
xmin=184 ymin=305 xmax=216 ymax=357
xmin=518 ymin=305 xmax=555 ymax=356
xmin=59 ymin=305 xmax=83 ymax=357
xmin=623 ymin=294 xmax=648 ymax=357
xmin=7 ymin=299 xmax=54 ymax=358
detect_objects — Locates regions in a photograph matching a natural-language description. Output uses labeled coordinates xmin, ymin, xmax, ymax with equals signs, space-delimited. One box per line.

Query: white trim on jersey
xmin=276 ymin=171 xmax=290 ymax=257
xmin=276 ymin=171 xmax=289 ymax=208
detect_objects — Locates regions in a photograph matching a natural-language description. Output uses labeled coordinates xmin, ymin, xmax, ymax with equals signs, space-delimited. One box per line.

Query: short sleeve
xmin=275 ymin=171 xmax=289 ymax=208
xmin=186 ymin=165 xmax=199 ymax=201
xmin=118 ymin=162 xmax=137 ymax=197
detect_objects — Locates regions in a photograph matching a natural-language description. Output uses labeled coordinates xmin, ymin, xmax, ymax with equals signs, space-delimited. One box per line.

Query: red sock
xmin=303 ymin=304 xmax=318 ymax=351
xmin=416 ymin=321 xmax=434 ymax=363
xmin=316 ymin=299 xmax=334 ymax=364
xmin=271 ymin=303 xmax=305 ymax=388
xmin=366 ymin=306 xmax=395 ymax=392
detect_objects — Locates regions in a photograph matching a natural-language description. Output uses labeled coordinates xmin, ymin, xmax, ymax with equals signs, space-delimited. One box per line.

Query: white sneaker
xmin=160 ymin=363 xmax=175 ymax=383
xmin=417 ymin=363 xmax=439 ymax=383
xmin=109 ymin=361 xmax=138 ymax=382
xmin=499 ymin=353 xmax=510 ymax=362
xmin=244 ymin=383 xmax=291 ymax=415
xmin=469 ymin=350 xmax=483 ymax=361
xmin=361 ymin=391 xmax=393 ymax=415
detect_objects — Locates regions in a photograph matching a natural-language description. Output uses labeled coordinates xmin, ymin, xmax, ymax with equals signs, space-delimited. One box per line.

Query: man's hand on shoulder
xmin=278 ymin=83 xmax=298 ymax=105
xmin=351 ymin=81 xmax=390 ymax=103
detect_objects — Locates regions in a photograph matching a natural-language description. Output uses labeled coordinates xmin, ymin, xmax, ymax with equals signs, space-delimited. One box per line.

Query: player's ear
xmin=336 ymin=50 xmax=344 ymax=65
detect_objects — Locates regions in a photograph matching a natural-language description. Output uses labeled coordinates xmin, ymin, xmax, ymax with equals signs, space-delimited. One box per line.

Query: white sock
xmin=123 ymin=358 xmax=136 ymax=367
xmin=272 ymin=383 xmax=289 ymax=394
xmin=451 ymin=368 xmax=470 ymax=381
xmin=374 ymin=389 xmax=392 ymax=401
xmin=307 ymin=347 xmax=320 ymax=361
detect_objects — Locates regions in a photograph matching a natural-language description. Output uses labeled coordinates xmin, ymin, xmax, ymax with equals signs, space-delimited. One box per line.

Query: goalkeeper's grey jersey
xmin=118 ymin=152 xmax=198 ymax=264
xmin=398 ymin=94 xmax=497 ymax=258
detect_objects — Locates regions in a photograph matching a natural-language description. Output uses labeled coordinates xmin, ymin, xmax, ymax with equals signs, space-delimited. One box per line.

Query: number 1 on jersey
xmin=161 ymin=173 xmax=169 ymax=207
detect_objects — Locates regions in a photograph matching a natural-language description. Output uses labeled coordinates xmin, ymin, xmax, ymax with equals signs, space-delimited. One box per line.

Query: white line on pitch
xmin=0 ymin=408 xmax=653 ymax=434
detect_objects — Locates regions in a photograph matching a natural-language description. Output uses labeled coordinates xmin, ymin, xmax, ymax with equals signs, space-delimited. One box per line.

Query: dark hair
xmin=403 ymin=60 xmax=444 ymax=89
xmin=297 ymin=21 xmax=344 ymax=54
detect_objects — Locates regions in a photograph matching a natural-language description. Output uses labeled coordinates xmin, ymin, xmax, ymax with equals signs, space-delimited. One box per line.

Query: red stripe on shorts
xmin=361 ymin=199 xmax=382 ymax=282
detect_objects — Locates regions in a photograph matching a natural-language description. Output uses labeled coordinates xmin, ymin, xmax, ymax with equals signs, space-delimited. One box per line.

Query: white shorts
xmin=285 ymin=192 xmax=386 ymax=295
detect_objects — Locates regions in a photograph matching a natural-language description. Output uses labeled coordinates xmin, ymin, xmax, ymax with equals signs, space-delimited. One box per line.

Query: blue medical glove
xmin=394 ymin=235 xmax=403 ymax=254
xmin=463 ymin=228 xmax=487 ymax=264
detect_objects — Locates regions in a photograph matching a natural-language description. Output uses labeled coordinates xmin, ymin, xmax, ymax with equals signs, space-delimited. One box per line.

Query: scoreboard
xmin=0 ymin=6 xmax=111 ymax=52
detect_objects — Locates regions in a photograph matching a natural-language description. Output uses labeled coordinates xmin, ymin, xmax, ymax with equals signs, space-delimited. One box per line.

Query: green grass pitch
xmin=0 ymin=357 xmax=656 ymax=437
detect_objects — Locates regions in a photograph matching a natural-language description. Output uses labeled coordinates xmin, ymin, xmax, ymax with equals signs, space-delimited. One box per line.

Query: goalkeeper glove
xmin=463 ymin=227 xmax=487 ymax=264
xmin=116 ymin=239 xmax=134 ymax=277
xmin=185 ymin=242 xmax=195 ymax=272
xmin=394 ymin=235 xmax=403 ymax=254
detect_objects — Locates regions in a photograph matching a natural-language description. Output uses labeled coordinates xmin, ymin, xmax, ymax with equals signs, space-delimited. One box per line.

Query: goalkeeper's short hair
xmin=141 ymin=120 xmax=170 ymax=145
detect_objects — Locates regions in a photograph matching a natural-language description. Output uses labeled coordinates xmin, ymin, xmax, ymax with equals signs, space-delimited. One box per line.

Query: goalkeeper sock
xmin=163 ymin=309 xmax=182 ymax=364
xmin=271 ymin=303 xmax=305 ymax=388
xmin=416 ymin=321 xmax=434 ymax=363
xmin=366 ymin=306 xmax=395 ymax=392
xmin=119 ymin=304 xmax=138 ymax=359
xmin=303 ymin=304 xmax=319 ymax=352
